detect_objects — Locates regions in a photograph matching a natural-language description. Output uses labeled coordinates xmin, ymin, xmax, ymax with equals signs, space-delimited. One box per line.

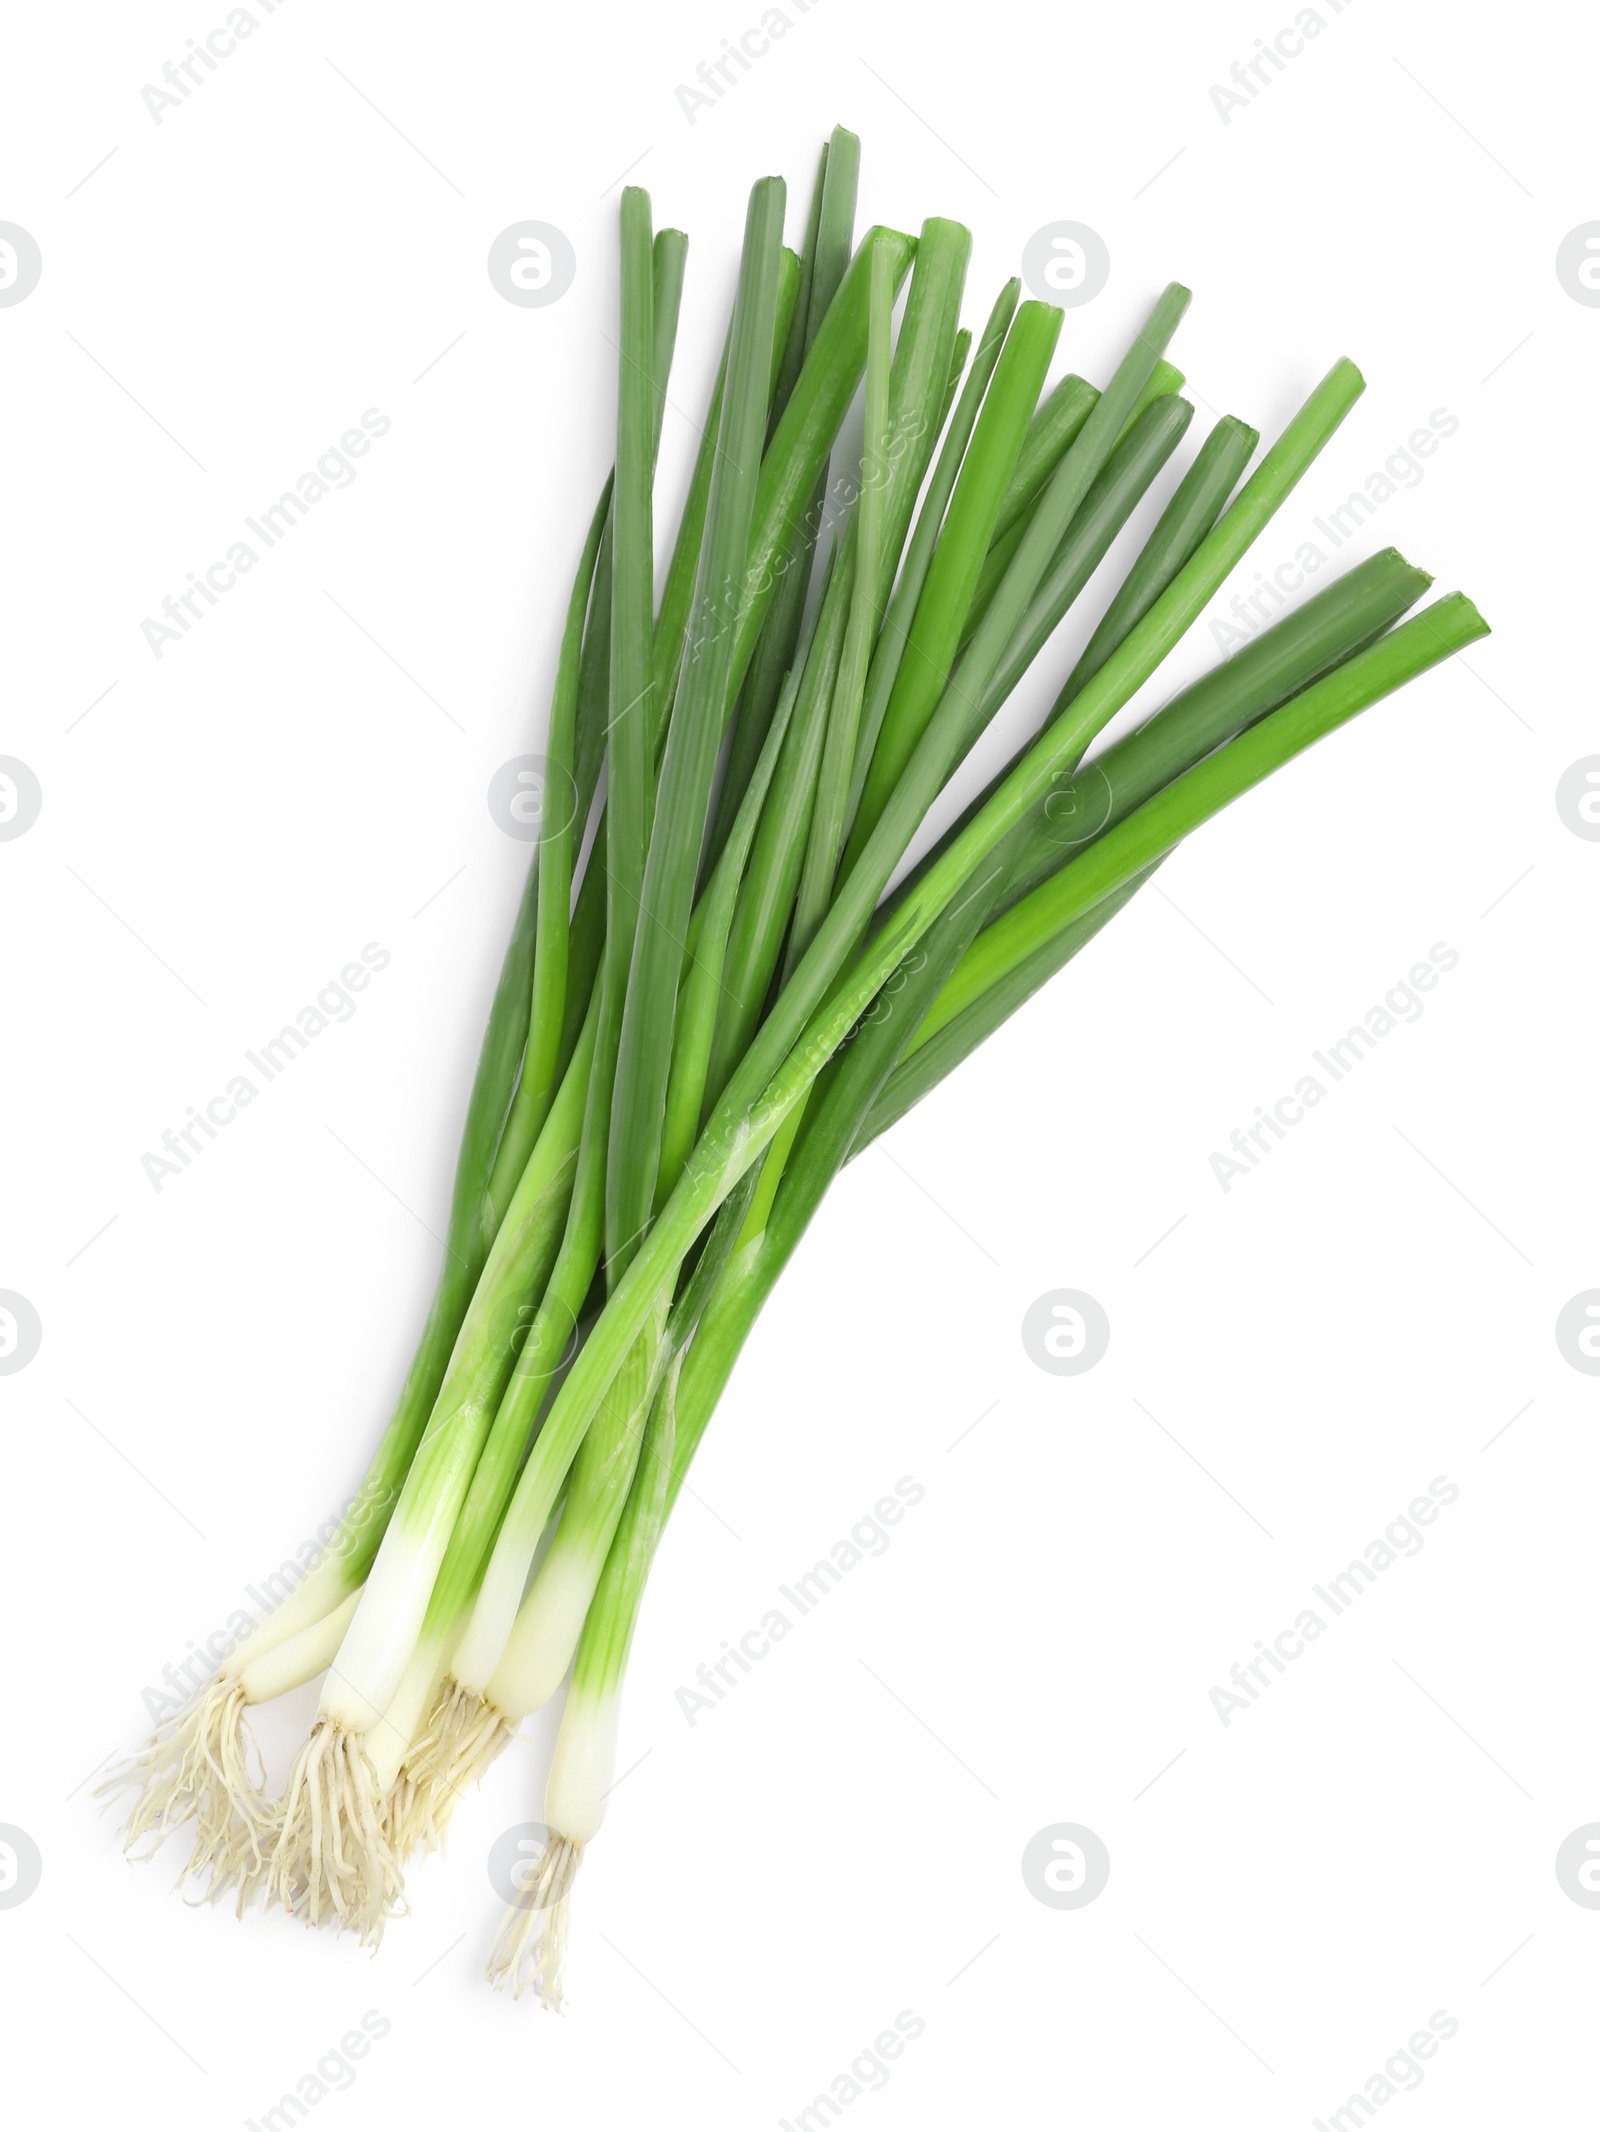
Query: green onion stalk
xmin=488 ymin=578 xmax=1487 ymax=2002
xmin=452 ymin=287 xmax=1203 ymax=1614
xmin=351 ymin=202 xmax=895 ymax=1891
xmin=396 ymin=638 xmax=805 ymax=1856
xmin=397 ymin=289 xmax=1242 ymax=1864
xmin=871 ymin=545 xmax=1433 ymax=1128
xmin=369 ymin=243 xmax=807 ymax=1869
xmin=418 ymin=331 xmax=1377 ymax=1906
xmin=385 ymin=210 xmax=972 ymax=1860
xmin=837 ymin=276 xmax=1017 ymax=847
xmin=956 ymin=357 xmax=1183 ymax=652
xmin=381 ymin=176 xmax=800 ymax=1872
xmin=705 ymin=127 xmax=861 ymax=866
xmin=413 ymin=298 xmax=1368 ymax=1891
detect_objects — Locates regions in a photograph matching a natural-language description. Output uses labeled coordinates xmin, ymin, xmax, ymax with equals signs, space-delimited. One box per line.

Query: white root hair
xmin=485 ymin=1835 xmax=583 ymax=2008
xmin=389 ymin=1681 xmax=514 ymax=1861
xmin=492 ymin=1842 xmax=593 ymax=2004
xmin=98 ymin=1676 xmax=267 ymax=1875
xmin=264 ymin=1719 xmax=406 ymax=1946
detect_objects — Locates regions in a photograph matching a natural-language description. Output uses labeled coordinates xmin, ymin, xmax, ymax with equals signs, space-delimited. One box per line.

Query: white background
xmin=3 ymin=0 xmax=1595 ymax=2125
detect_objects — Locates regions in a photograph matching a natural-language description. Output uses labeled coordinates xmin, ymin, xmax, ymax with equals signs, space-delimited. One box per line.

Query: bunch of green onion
xmin=105 ymin=128 xmax=1488 ymax=2003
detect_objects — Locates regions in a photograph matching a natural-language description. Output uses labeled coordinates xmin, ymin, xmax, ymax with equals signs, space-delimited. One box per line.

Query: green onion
xmin=1060 ymin=411 xmax=1259 ymax=700
xmin=846 ymin=300 xmax=1062 ymax=853
xmin=858 ymin=875 xmax=1153 ymax=1146
xmin=107 ymin=137 xmax=1493 ymax=1998
xmin=840 ymin=280 xmax=1020 ymax=844
xmin=993 ymin=372 xmax=1102 ymax=540
xmin=887 ymin=406 xmax=1261 ymax=917
xmin=924 ymin=284 xmax=1195 ymax=773
xmin=785 ymin=239 xmax=894 ymax=968
xmin=433 ymin=216 xmax=960 ymax=1782
xmin=604 ymin=185 xmax=657 ymax=958
xmin=871 ymin=545 xmax=1436 ymax=1126
xmin=653 ymin=250 xmax=801 ymax=764
xmin=958 ymin=357 xmax=1186 ymax=655
xmin=364 ymin=992 xmax=605 ymax=1810
xmin=485 ymin=1182 xmax=759 ymax=2000
xmin=657 ymin=661 xmax=803 ymax=1201
xmin=788 ymin=217 xmax=974 ymax=966
xmin=608 ymin=176 xmax=788 ymax=1283
xmin=727 ymin=224 xmax=918 ymax=704
xmin=974 ymin=392 xmax=1196 ymax=723
xmin=707 ymin=133 xmax=860 ymax=861
xmin=482 ymin=482 xmax=612 ymax=1202
xmin=990 ymin=544 xmax=1432 ymax=923
xmin=873 ymin=220 xmax=976 ymax=568
xmin=931 ymin=591 xmax=1489 ymax=1033
xmin=768 ymin=142 xmax=832 ymax=427
xmin=701 ymin=543 xmax=848 ymax=1101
